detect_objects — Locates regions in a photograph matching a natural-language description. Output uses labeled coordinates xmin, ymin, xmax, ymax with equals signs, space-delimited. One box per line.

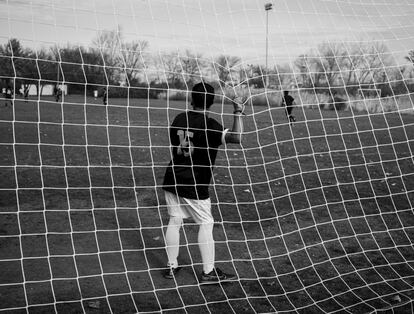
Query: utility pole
xmin=265 ymin=3 xmax=273 ymax=88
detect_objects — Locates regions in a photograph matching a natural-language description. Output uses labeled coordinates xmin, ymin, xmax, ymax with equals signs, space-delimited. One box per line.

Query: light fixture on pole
xmin=265 ymin=3 xmax=273 ymax=88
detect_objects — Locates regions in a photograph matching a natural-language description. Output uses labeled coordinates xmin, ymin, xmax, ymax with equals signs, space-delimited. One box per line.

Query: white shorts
xmin=164 ymin=191 xmax=213 ymax=224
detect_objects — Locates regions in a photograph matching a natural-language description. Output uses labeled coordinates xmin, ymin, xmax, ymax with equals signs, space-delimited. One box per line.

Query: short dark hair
xmin=191 ymin=82 xmax=215 ymax=109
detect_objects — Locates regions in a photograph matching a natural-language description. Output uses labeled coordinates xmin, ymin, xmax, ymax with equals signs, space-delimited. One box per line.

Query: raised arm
xmin=225 ymin=97 xmax=245 ymax=144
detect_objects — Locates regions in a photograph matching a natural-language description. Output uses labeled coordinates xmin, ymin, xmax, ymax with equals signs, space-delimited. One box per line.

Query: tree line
xmin=1 ymin=27 xmax=413 ymax=98
xmin=294 ymin=42 xmax=414 ymax=97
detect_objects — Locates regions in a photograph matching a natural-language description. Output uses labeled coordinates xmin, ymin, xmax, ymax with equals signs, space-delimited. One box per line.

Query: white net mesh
xmin=0 ymin=0 xmax=413 ymax=313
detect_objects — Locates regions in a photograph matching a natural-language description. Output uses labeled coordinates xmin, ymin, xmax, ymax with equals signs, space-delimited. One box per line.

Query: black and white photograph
xmin=0 ymin=0 xmax=413 ymax=313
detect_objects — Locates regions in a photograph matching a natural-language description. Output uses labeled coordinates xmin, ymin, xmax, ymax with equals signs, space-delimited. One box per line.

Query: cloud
xmin=0 ymin=0 xmax=412 ymax=65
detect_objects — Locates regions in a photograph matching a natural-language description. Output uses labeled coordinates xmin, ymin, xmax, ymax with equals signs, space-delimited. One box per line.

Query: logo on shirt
xmin=177 ymin=130 xmax=194 ymax=157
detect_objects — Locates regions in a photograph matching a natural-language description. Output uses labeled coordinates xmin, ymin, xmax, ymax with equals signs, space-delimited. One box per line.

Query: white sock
xmin=165 ymin=216 xmax=182 ymax=268
xmin=198 ymin=222 xmax=215 ymax=274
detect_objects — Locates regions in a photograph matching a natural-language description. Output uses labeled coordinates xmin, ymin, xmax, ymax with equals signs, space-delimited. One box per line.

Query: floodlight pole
xmin=265 ymin=3 xmax=273 ymax=89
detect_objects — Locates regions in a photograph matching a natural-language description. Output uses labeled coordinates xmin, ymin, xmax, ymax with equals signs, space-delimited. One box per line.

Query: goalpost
xmin=0 ymin=0 xmax=413 ymax=313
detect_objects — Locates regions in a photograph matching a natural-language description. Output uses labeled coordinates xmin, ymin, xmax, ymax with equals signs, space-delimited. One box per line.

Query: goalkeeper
xmin=162 ymin=82 xmax=244 ymax=283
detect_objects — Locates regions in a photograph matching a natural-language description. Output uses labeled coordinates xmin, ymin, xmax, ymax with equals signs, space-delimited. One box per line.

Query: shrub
xmin=106 ymin=86 xmax=148 ymax=98
xmin=249 ymin=92 xmax=280 ymax=107
xmin=296 ymin=92 xmax=349 ymax=111
xmin=328 ymin=97 xmax=348 ymax=110
xmin=353 ymin=95 xmax=413 ymax=114
xmin=167 ymin=91 xmax=189 ymax=101
xmin=347 ymin=96 xmax=410 ymax=114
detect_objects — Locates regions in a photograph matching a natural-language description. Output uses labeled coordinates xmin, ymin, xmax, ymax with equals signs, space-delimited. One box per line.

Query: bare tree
xmin=157 ymin=52 xmax=184 ymax=88
xmin=274 ymin=63 xmax=293 ymax=88
xmin=352 ymin=42 xmax=392 ymax=85
xmin=91 ymin=26 xmax=149 ymax=86
xmin=294 ymin=54 xmax=324 ymax=88
xmin=119 ymin=40 xmax=149 ymax=85
xmin=242 ymin=64 xmax=266 ymax=88
xmin=92 ymin=27 xmax=121 ymax=66
xmin=295 ymin=41 xmax=394 ymax=94
xmin=314 ymin=42 xmax=349 ymax=87
xmin=91 ymin=26 xmax=124 ymax=84
xmin=405 ymin=50 xmax=414 ymax=65
xmin=180 ymin=50 xmax=204 ymax=86
xmin=212 ymin=55 xmax=241 ymax=87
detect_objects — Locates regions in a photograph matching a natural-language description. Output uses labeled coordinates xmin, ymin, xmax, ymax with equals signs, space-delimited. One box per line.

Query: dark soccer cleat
xmin=200 ymin=267 xmax=237 ymax=284
xmin=163 ymin=266 xmax=181 ymax=279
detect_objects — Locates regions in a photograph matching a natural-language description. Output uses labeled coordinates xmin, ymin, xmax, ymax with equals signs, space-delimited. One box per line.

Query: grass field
xmin=0 ymin=94 xmax=413 ymax=313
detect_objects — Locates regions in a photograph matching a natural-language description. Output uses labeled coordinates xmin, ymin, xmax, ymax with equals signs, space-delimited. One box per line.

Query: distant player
xmin=281 ymin=90 xmax=296 ymax=125
xmin=5 ymin=86 xmax=13 ymax=107
xmin=24 ymin=88 xmax=29 ymax=103
xmin=54 ymin=85 xmax=61 ymax=102
xmin=102 ymin=88 xmax=108 ymax=105
xmin=162 ymin=82 xmax=244 ymax=283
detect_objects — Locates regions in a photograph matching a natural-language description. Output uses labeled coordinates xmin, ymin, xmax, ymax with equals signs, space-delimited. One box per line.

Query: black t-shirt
xmin=163 ymin=110 xmax=225 ymax=200
xmin=282 ymin=95 xmax=294 ymax=107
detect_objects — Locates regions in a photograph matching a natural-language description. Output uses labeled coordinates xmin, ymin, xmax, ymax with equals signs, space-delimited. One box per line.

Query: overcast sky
xmin=0 ymin=0 xmax=413 ymax=67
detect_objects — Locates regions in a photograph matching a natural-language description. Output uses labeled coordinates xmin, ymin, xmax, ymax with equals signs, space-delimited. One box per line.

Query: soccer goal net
xmin=0 ymin=0 xmax=413 ymax=313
